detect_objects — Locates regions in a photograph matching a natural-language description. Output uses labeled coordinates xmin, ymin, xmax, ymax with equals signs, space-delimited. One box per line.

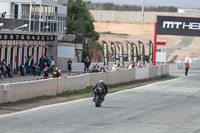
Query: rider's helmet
xmin=99 ymin=80 xmax=104 ymax=83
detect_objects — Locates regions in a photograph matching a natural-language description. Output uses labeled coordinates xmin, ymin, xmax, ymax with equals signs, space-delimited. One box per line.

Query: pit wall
xmin=176 ymin=63 xmax=200 ymax=70
xmin=90 ymin=10 xmax=200 ymax=23
xmin=0 ymin=64 xmax=169 ymax=104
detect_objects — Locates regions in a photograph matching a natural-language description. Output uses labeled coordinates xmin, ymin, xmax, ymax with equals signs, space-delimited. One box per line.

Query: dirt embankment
xmin=93 ymin=22 xmax=200 ymax=62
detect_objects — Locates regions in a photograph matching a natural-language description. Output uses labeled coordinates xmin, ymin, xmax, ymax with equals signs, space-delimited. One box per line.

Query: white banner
xmin=58 ymin=46 xmax=75 ymax=58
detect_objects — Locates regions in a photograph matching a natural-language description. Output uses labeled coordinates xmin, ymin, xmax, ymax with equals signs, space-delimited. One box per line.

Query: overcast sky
xmin=85 ymin=0 xmax=200 ymax=9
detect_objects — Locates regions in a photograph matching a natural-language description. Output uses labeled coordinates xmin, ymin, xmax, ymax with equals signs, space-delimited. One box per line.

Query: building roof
xmin=0 ymin=0 xmax=67 ymax=6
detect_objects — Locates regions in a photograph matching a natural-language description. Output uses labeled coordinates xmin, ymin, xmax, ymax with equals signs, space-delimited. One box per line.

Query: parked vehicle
xmin=20 ymin=65 xmax=26 ymax=76
xmin=0 ymin=64 xmax=7 ymax=78
xmin=7 ymin=64 xmax=13 ymax=78
xmin=32 ymin=65 xmax=41 ymax=76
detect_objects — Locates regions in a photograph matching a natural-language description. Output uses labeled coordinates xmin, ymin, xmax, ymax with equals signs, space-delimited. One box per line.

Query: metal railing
xmin=0 ymin=16 xmax=65 ymax=32
xmin=0 ymin=72 xmax=84 ymax=84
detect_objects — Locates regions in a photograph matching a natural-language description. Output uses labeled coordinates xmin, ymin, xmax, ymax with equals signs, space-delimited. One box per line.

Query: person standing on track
xmin=84 ymin=56 xmax=90 ymax=73
xmin=185 ymin=60 xmax=189 ymax=76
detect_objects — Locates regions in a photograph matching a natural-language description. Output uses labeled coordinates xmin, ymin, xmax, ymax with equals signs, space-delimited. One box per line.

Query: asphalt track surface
xmin=0 ymin=71 xmax=200 ymax=133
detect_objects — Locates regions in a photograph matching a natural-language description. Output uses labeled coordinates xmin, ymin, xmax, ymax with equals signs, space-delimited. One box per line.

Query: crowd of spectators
xmin=86 ymin=61 xmax=143 ymax=74
xmin=88 ymin=64 xmax=106 ymax=73
xmin=0 ymin=59 xmax=13 ymax=78
xmin=0 ymin=55 xmax=65 ymax=80
xmin=0 ymin=54 xmax=145 ymax=80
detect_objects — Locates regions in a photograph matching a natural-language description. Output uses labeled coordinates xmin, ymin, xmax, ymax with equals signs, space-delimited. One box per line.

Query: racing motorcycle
xmin=20 ymin=65 xmax=26 ymax=76
xmin=93 ymin=87 xmax=104 ymax=107
xmin=32 ymin=65 xmax=41 ymax=76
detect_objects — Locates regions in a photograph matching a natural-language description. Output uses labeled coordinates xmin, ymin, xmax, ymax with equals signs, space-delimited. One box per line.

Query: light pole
xmin=13 ymin=24 xmax=28 ymax=31
xmin=141 ymin=0 xmax=145 ymax=24
xmin=0 ymin=23 xmax=4 ymax=30
xmin=41 ymin=26 xmax=49 ymax=32
xmin=0 ymin=23 xmax=4 ymax=27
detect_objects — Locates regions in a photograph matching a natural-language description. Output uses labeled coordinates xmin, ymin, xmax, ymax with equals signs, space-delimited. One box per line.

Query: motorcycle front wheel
xmin=95 ymin=95 xmax=101 ymax=107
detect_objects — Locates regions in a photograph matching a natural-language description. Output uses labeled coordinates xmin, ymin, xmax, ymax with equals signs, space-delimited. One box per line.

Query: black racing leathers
xmin=93 ymin=82 xmax=108 ymax=98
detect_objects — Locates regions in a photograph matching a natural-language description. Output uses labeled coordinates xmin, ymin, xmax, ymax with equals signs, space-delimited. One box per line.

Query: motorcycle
xmin=7 ymin=65 xmax=13 ymax=78
xmin=20 ymin=65 xmax=26 ymax=76
xmin=1 ymin=65 xmax=8 ymax=78
xmin=93 ymin=87 xmax=104 ymax=107
xmin=33 ymin=65 xmax=42 ymax=76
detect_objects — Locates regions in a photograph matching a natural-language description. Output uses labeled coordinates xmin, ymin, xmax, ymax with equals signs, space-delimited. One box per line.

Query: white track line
xmin=0 ymin=76 xmax=184 ymax=118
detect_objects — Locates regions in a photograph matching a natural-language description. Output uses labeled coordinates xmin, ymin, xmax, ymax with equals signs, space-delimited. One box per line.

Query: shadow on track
xmin=100 ymin=106 xmax=125 ymax=109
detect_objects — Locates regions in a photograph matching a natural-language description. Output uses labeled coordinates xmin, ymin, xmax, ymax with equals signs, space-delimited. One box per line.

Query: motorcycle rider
xmin=20 ymin=64 xmax=26 ymax=76
xmin=1 ymin=59 xmax=7 ymax=77
xmin=93 ymin=80 xmax=108 ymax=101
xmin=6 ymin=64 xmax=13 ymax=78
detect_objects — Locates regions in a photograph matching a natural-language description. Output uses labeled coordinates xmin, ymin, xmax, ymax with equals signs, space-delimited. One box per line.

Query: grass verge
xmin=0 ymin=75 xmax=176 ymax=115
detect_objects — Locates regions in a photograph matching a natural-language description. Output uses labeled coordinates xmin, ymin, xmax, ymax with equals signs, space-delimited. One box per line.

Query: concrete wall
xmin=0 ymin=79 xmax=58 ymax=103
xmin=108 ymin=69 xmax=132 ymax=85
xmin=90 ymin=10 xmax=200 ymax=23
xmin=161 ymin=64 xmax=169 ymax=75
xmin=149 ymin=66 xmax=158 ymax=78
xmin=0 ymin=64 xmax=169 ymax=104
xmin=135 ymin=67 xmax=149 ymax=80
xmin=176 ymin=63 xmax=200 ymax=70
xmin=57 ymin=74 xmax=91 ymax=93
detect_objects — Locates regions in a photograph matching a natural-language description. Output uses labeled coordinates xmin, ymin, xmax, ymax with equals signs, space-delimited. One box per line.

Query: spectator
xmin=116 ymin=64 xmax=120 ymax=70
xmin=52 ymin=67 xmax=58 ymax=78
xmin=42 ymin=67 xmax=49 ymax=79
xmin=67 ymin=58 xmax=72 ymax=75
xmin=89 ymin=64 xmax=96 ymax=73
xmin=111 ymin=64 xmax=119 ymax=71
xmin=136 ymin=61 xmax=142 ymax=68
xmin=28 ymin=55 xmax=34 ymax=66
xmin=47 ymin=57 xmax=51 ymax=68
xmin=128 ymin=63 xmax=135 ymax=69
xmin=1 ymin=11 xmax=6 ymax=18
xmin=44 ymin=56 xmax=48 ymax=68
xmin=111 ymin=64 xmax=115 ymax=71
xmin=39 ymin=56 xmax=45 ymax=71
xmin=25 ymin=56 xmax=33 ymax=74
xmin=49 ymin=58 xmax=55 ymax=73
xmin=57 ymin=69 xmax=64 ymax=78
xmin=84 ymin=56 xmax=90 ymax=73
xmin=128 ymin=63 xmax=133 ymax=69
xmin=100 ymin=64 xmax=106 ymax=72
xmin=94 ymin=63 xmax=100 ymax=72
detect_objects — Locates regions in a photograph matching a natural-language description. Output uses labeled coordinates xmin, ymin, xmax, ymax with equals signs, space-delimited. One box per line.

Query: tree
xmin=67 ymin=0 xmax=99 ymax=41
